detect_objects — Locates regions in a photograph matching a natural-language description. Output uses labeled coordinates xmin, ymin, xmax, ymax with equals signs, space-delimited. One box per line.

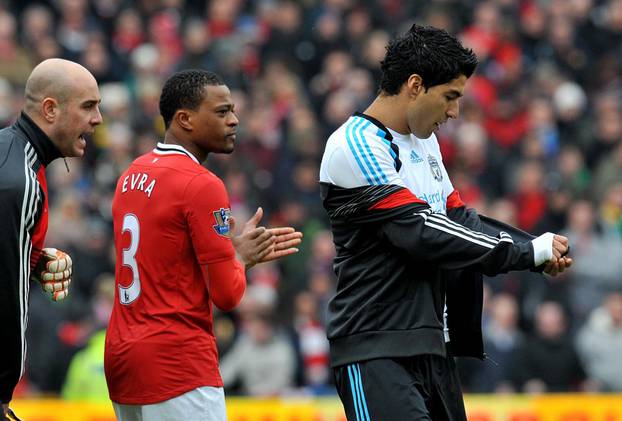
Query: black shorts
xmin=333 ymin=352 xmax=467 ymax=421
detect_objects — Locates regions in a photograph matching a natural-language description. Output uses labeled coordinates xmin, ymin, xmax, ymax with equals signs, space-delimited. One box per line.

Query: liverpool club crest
xmin=427 ymin=155 xmax=443 ymax=182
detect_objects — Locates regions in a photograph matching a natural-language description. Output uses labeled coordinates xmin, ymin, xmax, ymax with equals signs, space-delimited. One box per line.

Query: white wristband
xmin=531 ymin=232 xmax=554 ymax=266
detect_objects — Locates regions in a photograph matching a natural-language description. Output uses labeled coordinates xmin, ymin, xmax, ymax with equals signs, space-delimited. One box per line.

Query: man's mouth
xmin=78 ymin=133 xmax=91 ymax=146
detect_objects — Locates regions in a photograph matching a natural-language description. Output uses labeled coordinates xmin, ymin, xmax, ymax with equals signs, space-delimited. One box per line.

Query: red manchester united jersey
xmin=105 ymin=143 xmax=239 ymax=404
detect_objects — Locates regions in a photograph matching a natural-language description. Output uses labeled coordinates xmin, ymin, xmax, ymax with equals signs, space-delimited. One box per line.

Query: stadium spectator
xmin=562 ymin=199 xmax=622 ymax=320
xmin=0 ymin=10 xmax=32 ymax=85
xmin=461 ymin=293 xmax=524 ymax=393
xmin=61 ymin=274 xmax=115 ymax=402
xmin=510 ymin=301 xmax=586 ymax=392
xmin=319 ymin=24 xmax=571 ymax=420
xmin=0 ymin=78 xmax=16 ymax=127
xmin=593 ymin=143 xmax=622 ymax=203
xmin=583 ymin=93 xmax=622 ymax=173
xmin=221 ymin=311 xmax=297 ymax=396
xmin=20 ymin=4 xmax=54 ymax=50
xmin=510 ymin=160 xmax=548 ymax=232
xmin=0 ymin=58 xmax=101 ymax=421
xmin=553 ymin=145 xmax=591 ymax=199
xmin=291 ymin=290 xmax=331 ymax=393
xmin=576 ymin=291 xmax=622 ymax=391
xmin=600 ymin=182 xmax=622 ymax=233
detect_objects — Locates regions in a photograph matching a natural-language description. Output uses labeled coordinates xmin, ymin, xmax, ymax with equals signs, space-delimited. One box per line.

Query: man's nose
xmin=447 ymin=101 xmax=459 ymax=119
xmin=92 ymin=106 xmax=103 ymax=125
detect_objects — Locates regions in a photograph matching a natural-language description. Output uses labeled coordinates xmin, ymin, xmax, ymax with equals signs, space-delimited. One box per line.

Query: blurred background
xmin=4 ymin=0 xmax=622 ymax=410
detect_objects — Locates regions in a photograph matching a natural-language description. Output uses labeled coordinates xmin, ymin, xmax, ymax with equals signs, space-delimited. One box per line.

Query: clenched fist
xmin=31 ymin=248 xmax=72 ymax=301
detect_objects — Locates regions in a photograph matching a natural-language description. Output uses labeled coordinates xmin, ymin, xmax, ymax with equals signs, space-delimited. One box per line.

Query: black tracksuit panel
xmin=0 ymin=113 xmax=59 ymax=403
xmin=321 ymin=183 xmax=537 ymax=367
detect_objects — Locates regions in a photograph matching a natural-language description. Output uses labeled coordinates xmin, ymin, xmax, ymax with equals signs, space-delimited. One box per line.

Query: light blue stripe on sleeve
xmin=345 ymin=118 xmax=374 ymax=185
xmin=348 ymin=365 xmax=362 ymax=421
xmin=378 ymin=136 xmax=397 ymax=160
xmin=351 ymin=119 xmax=381 ymax=185
xmin=355 ymin=364 xmax=371 ymax=421
xmin=357 ymin=119 xmax=389 ymax=184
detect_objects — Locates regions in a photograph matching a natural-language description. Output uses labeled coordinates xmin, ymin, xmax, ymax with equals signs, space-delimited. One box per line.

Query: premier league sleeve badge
xmin=212 ymin=207 xmax=231 ymax=236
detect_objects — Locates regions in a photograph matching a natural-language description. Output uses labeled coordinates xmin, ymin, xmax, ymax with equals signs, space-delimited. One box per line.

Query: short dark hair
xmin=159 ymin=69 xmax=225 ymax=129
xmin=379 ymin=24 xmax=478 ymax=95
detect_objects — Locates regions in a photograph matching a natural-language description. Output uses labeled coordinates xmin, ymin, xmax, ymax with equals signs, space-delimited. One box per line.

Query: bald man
xmin=0 ymin=58 xmax=102 ymax=420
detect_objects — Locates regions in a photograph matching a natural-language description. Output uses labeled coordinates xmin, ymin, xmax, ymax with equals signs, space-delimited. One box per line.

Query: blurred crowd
xmin=4 ymin=0 xmax=622 ymax=401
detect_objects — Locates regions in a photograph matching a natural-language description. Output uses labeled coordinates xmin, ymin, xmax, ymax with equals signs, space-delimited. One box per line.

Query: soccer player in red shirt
xmin=104 ymin=69 xmax=302 ymax=420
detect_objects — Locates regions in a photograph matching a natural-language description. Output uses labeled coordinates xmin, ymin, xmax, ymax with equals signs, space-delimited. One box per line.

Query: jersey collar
xmin=154 ymin=142 xmax=200 ymax=164
xmin=353 ymin=112 xmax=402 ymax=172
xmin=15 ymin=112 xmax=62 ymax=166
xmin=353 ymin=112 xmax=393 ymax=141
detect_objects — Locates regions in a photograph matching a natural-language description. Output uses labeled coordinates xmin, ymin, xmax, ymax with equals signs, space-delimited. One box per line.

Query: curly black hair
xmin=159 ymin=69 xmax=225 ymax=129
xmin=379 ymin=24 xmax=478 ymax=95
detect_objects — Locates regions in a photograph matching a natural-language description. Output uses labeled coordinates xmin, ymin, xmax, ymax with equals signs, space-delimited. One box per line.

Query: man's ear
xmin=175 ymin=110 xmax=193 ymax=131
xmin=406 ymin=74 xmax=424 ymax=98
xmin=41 ymin=97 xmax=58 ymax=123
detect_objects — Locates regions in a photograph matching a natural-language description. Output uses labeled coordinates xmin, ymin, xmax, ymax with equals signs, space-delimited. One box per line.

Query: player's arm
xmin=445 ymin=194 xmax=534 ymax=241
xmin=446 ymin=195 xmax=572 ymax=275
xmin=428 ymin=144 xmax=572 ymax=275
xmin=205 ymin=207 xmax=301 ymax=311
xmin=372 ymin=191 xmax=568 ymax=275
xmin=324 ymin=178 xmax=567 ymax=276
xmin=438 ymin=147 xmax=539 ymax=242
xmin=438 ymin=145 xmax=537 ymax=242
xmin=185 ymin=174 xmax=247 ymax=311
xmin=203 ymin=259 xmax=246 ymax=312
xmin=186 ymin=172 xmax=300 ymax=312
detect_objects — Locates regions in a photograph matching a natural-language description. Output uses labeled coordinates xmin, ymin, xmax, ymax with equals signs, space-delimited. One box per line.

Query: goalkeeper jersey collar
xmin=15 ymin=112 xmax=62 ymax=167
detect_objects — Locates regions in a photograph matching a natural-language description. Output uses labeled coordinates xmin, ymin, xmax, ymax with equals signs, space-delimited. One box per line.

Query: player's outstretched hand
xmin=231 ymin=207 xmax=302 ymax=269
xmin=31 ymin=247 xmax=72 ymax=301
xmin=259 ymin=226 xmax=303 ymax=263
